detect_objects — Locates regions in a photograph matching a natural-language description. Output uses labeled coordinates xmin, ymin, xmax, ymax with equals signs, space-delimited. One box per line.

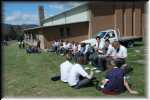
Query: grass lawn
xmin=3 ymin=41 xmax=146 ymax=97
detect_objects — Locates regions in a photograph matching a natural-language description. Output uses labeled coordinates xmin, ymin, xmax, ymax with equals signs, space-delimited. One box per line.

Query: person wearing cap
xmin=97 ymin=60 xmax=138 ymax=95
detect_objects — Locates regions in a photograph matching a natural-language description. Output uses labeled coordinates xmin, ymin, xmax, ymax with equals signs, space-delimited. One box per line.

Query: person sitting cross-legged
xmin=51 ymin=53 xmax=73 ymax=82
xmin=111 ymin=41 xmax=127 ymax=68
xmin=93 ymin=39 xmax=115 ymax=71
xmin=67 ymin=57 xmax=95 ymax=89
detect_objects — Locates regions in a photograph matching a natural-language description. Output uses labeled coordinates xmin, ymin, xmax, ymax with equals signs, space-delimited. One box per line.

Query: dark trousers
xmin=114 ymin=58 xmax=125 ymax=68
xmin=72 ymin=76 xmax=96 ymax=89
xmin=91 ymin=55 xmax=106 ymax=71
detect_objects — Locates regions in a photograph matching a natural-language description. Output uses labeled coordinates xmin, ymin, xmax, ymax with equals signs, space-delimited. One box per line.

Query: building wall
xmin=24 ymin=2 xmax=146 ymax=49
xmin=42 ymin=22 xmax=89 ymax=48
xmin=90 ymin=2 xmax=145 ymax=38
xmin=141 ymin=2 xmax=145 ymax=36
xmin=123 ymin=3 xmax=133 ymax=37
xmin=43 ymin=6 xmax=89 ymax=27
xmin=90 ymin=3 xmax=115 ymax=35
xmin=115 ymin=3 xmax=124 ymax=37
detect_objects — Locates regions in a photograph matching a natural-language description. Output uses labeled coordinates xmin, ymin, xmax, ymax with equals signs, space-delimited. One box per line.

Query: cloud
xmin=3 ymin=2 xmax=86 ymax=25
xmin=48 ymin=2 xmax=85 ymax=15
xmin=4 ymin=11 xmax=39 ymax=25
xmin=65 ymin=2 xmax=85 ymax=7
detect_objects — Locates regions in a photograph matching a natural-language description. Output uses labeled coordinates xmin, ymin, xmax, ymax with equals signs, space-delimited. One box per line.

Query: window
xmin=59 ymin=28 xmax=64 ymax=37
xmin=66 ymin=27 xmax=70 ymax=36
xmin=107 ymin=31 xmax=115 ymax=38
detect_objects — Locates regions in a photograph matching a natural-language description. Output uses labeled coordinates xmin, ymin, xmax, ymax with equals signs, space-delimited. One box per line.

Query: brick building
xmin=24 ymin=1 xmax=146 ymax=49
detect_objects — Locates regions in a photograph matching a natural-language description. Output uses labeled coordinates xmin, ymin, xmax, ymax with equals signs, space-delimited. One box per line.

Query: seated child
xmin=97 ymin=60 xmax=138 ymax=95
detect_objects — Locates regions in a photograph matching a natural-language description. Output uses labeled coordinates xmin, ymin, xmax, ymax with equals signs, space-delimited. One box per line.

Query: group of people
xmin=48 ymin=39 xmax=95 ymax=64
xmin=17 ymin=39 xmax=25 ymax=49
xmin=26 ymin=39 xmax=41 ymax=54
xmin=50 ymin=36 xmax=138 ymax=95
xmin=48 ymin=36 xmax=130 ymax=72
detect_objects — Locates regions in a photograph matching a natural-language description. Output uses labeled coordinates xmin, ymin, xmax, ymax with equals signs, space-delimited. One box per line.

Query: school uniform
xmin=105 ymin=44 xmax=115 ymax=57
xmin=60 ymin=60 xmax=73 ymax=82
xmin=72 ymin=44 xmax=78 ymax=54
xmin=112 ymin=45 xmax=127 ymax=67
xmin=102 ymin=67 xmax=126 ymax=94
xmin=68 ymin=64 xmax=92 ymax=88
xmin=95 ymin=40 xmax=105 ymax=50
xmin=91 ymin=40 xmax=105 ymax=70
xmin=95 ymin=44 xmax=115 ymax=70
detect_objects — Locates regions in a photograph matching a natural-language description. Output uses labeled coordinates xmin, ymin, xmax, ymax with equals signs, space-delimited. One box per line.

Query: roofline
xmin=23 ymin=21 xmax=89 ymax=32
xmin=23 ymin=26 xmax=43 ymax=31
xmin=42 ymin=2 xmax=89 ymax=23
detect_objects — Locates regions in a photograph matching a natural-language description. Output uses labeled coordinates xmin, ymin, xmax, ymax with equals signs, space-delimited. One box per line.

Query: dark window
xmin=60 ymin=28 xmax=64 ymax=37
xmin=108 ymin=31 xmax=115 ymax=38
xmin=66 ymin=27 xmax=70 ymax=36
xmin=104 ymin=31 xmax=115 ymax=39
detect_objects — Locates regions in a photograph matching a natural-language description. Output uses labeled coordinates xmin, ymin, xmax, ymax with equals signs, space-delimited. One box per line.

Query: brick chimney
xmin=38 ymin=6 xmax=45 ymax=26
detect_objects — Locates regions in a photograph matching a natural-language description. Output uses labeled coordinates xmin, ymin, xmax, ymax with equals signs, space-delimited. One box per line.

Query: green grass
xmin=3 ymin=41 xmax=146 ymax=97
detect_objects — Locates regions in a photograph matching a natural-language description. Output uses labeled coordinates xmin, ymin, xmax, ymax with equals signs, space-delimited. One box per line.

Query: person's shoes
xmin=51 ymin=76 xmax=60 ymax=81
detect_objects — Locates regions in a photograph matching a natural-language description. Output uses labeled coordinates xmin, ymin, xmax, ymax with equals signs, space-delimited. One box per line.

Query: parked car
xmin=81 ymin=28 xmax=142 ymax=48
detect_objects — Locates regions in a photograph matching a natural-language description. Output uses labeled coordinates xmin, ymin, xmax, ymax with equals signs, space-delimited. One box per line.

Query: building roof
xmin=42 ymin=2 xmax=88 ymax=23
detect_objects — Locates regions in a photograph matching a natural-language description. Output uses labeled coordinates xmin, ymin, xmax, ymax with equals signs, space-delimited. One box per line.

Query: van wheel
xmin=127 ymin=41 xmax=134 ymax=48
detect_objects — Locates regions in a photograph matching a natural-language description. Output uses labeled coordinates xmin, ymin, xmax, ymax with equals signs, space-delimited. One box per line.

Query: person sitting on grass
xmin=67 ymin=57 xmax=95 ymax=89
xmin=94 ymin=39 xmax=115 ymax=71
xmin=26 ymin=45 xmax=32 ymax=54
xmin=96 ymin=60 xmax=138 ymax=95
xmin=74 ymin=43 xmax=86 ymax=62
xmin=26 ymin=45 xmax=41 ymax=54
xmin=90 ymin=36 xmax=105 ymax=71
xmin=51 ymin=53 xmax=73 ymax=82
xmin=60 ymin=53 xmax=73 ymax=82
xmin=71 ymin=42 xmax=79 ymax=61
xmin=47 ymin=40 xmax=56 ymax=52
xmin=111 ymin=41 xmax=127 ymax=68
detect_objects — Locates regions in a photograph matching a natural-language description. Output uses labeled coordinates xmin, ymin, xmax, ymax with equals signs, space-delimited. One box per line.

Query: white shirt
xmin=106 ymin=44 xmax=115 ymax=56
xmin=73 ymin=44 xmax=78 ymax=53
xmin=68 ymin=64 xmax=89 ymax=86
xmin=18 ymin=41 xmax=21 ymax=45
xmin=78 ymin=44 xmax=81 ymax=51
xmin=66 ymin=43 xmax=72 ymax=49
xmin=54 ymin=41 xmax=59 ymax=46
xmin=95 ymin=40 xmax=105 ymax=49
xmin=63 ymin=43 xmax=68 ymax=49
xmin=112 ymin=45 xmax=127 ymax=59
xmin=60 ymin=61 xmax=73 ymax=82
xmin=83 ymin=44 xmax=89 ymax=54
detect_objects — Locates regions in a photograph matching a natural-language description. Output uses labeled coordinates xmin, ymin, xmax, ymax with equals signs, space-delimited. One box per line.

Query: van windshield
xmin=93 ymin=31 xmax=107 ymax=38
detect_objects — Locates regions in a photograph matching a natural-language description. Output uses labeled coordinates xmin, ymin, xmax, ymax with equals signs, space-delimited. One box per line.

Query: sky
xmin=3 ymin=1 xmax=85 ymax=25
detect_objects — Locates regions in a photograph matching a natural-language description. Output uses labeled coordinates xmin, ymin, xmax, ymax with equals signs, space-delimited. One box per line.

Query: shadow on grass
xmin=133 ymin=41 xmax=144 ymax=47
